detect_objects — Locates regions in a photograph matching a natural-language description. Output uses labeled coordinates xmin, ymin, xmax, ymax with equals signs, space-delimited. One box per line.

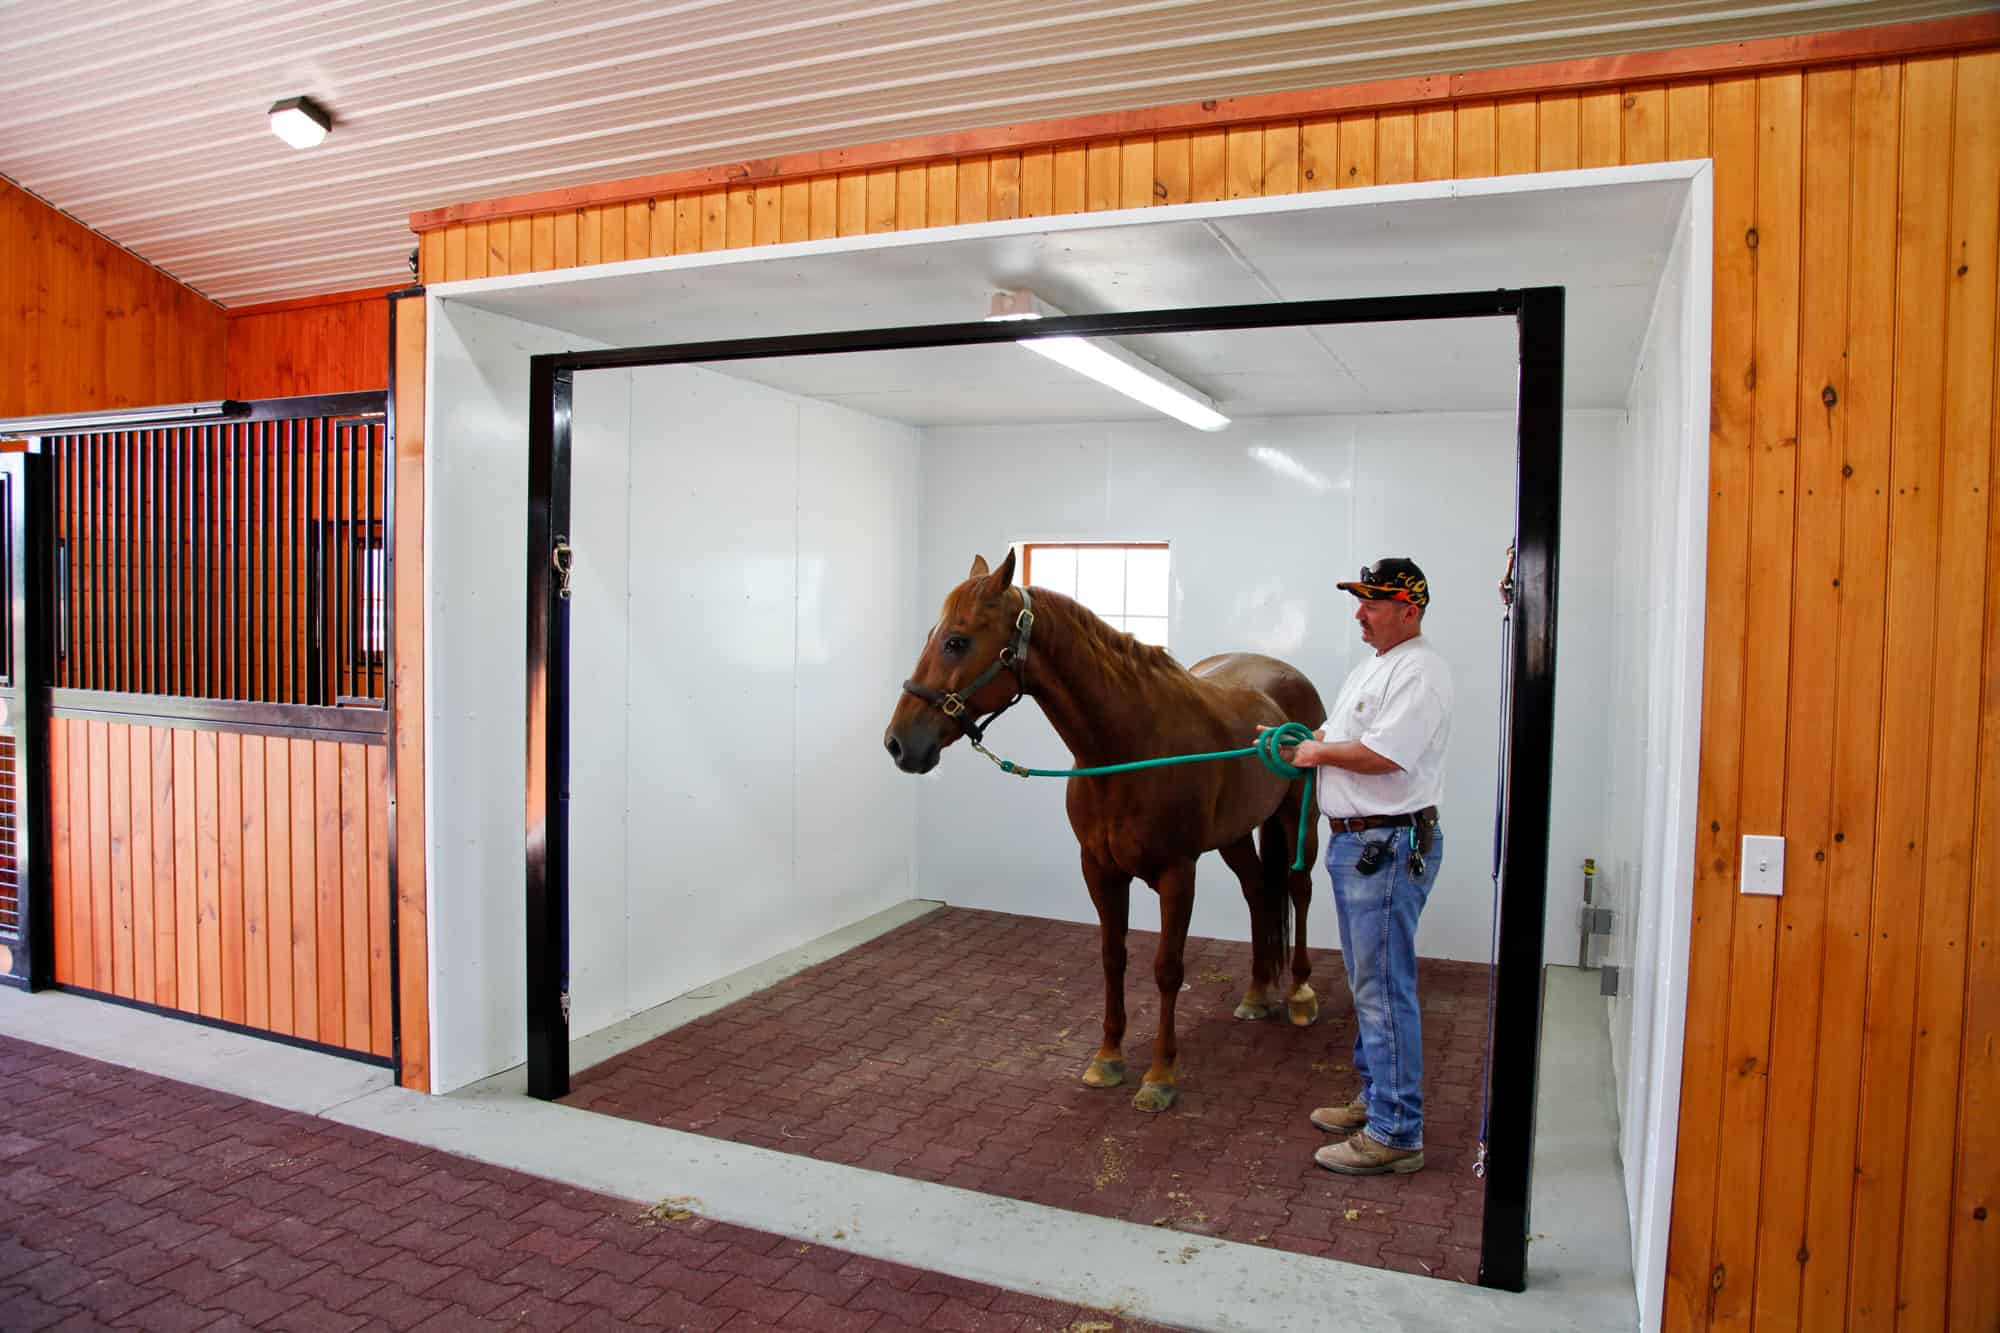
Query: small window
xmin=354 ymin=534 xmax=387 ymax=662
xmin=1020 ymin=542 xmax=1169 ymax=647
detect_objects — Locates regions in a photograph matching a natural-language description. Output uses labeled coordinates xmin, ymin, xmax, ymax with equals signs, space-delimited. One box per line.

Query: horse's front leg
xmin=1135 ymin=857 xmax=1197 ymax=1113
xmin=1081 ymin=854 xmax=1132 ymax=1090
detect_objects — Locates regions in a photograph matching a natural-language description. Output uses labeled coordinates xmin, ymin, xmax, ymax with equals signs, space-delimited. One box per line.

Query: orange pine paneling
xmin=1899 ymin=53 xmax=1999 ymax=1331
xmin=1847 ymin=55 xmax=1956 ymax=1331
xmin=224 ymin=290 xmax=391 ymax=399
xmin=43 ymin=717 xmax=391 ymax=1060
xmin=1337 ymin=116 xmax=1374 ymax=188
xmin=1664 ymin=72 xmax=1758 ymax=1333
xmin=0 ymin=179 xmax=226 ymax=419
xmin=1376 ymin=111 xmax=1415 ymax=184
xmin=1747 ymin=63 xmax=1850 ymax=1333
xmin=1151 ymin=134 xmax=1188 ymax=206
xmin=392 ymin=293 xmax=431 ymax=1092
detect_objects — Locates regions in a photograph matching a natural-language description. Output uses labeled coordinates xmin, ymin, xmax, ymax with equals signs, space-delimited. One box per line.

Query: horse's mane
xmin=1025 ymin=585 xmax=1193 ymax=694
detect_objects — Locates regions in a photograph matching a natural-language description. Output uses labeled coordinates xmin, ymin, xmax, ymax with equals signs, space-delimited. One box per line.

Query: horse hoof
xmin=1133 ymin=1082 xmax=1177 ymax=1114
xmin=1288 ymin=984 xmax=1319 ymax=1027
xmin=1082 ymin=1057 xmax=1126 ymax=1088
xmin=1233 ymin=998 xmax=1276 ymax=1021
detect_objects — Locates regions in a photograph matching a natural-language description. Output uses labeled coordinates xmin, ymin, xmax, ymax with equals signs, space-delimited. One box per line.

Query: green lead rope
xmin=967 ymin=721 xmax=1321 ymax=871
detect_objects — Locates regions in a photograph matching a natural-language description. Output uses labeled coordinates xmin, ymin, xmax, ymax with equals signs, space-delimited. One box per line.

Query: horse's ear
xmin=968 ymin=554 xmax=990 ymax=579
xmin=986 ymin=547 xmax=1018 ymax=593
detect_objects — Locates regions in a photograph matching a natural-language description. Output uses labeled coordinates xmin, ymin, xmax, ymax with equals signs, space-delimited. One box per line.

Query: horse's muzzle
xmin=884 ymin=728 xmax=940 ymax=774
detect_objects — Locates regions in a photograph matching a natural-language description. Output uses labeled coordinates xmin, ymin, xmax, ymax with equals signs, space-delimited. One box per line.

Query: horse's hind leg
xmin=1135 ymin=857 xmax=1197 ymax=1113
xmin=1285 ymin=802 xmax=1321 ymax=1027
xmin=1219 ymin=835 xmax=1279 ymax=1020
xmin=1080 ymin=854 xmax=1132 ymax=1090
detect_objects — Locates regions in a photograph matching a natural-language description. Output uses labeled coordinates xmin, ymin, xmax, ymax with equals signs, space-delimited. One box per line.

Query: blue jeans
xmin=1326 ymin=823 xmax=1444 ymax=1151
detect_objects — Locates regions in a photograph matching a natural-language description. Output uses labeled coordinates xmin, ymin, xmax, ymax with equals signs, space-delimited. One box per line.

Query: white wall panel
xmin=569 ymin=368 xmax=636 ymax=1045
xmin=621 ymin=365 xmax=802 ymax=1012
xmin=1603 ymin=177 xmax=1711 ymax=1333
xmin=606 ymin=367 xmax=921 ymax=1022
xmin=911 ymin=410 xmax=1622 ymax=964
xmin=793 ymin=400 xmax=924 ymax=950
xmin=424 ymin=299 xmax=599 ymax=1094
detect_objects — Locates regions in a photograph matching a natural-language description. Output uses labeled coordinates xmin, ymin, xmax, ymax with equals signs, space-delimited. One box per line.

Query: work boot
xmin=1309 ymin=1095 xmax=1368 ymax=1134
xmin=1314 ymin=1131 xmax=1424 ymax=1176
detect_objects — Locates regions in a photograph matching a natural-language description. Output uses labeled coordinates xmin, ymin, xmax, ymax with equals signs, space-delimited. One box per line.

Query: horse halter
xmin=901 ymin=587 xmax=1036 ymax=745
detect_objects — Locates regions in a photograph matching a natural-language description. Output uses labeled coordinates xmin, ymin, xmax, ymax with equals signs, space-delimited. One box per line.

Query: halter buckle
xmin=1015 ymin=608 xmax=1035 ymax=632
xmin=939 ymin=693 xmax=966 ymax=718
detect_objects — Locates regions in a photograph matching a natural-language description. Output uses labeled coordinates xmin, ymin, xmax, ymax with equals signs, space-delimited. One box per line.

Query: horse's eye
xmin=943 ymin=635 xmax=970 ymax=656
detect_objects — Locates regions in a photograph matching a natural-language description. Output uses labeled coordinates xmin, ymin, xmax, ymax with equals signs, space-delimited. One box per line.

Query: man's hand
xmin=1256 ymin=724 xmax=1400 ymax=775
xmin=1256 ymin=723 xmax=1326 ymax=767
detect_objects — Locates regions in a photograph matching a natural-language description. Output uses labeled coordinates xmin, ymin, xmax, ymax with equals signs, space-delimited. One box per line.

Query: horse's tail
xmin=1258 ymin=809 xmax=1293 ymax=976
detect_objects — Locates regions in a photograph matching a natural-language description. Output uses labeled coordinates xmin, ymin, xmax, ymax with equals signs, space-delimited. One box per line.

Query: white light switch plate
xmin=1741 ymin=834 xmax=1785 ymax=895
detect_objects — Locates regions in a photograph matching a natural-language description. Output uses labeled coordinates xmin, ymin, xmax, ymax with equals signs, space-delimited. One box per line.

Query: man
xmin=1272 ymin=557 xmax=1453 ymax=1176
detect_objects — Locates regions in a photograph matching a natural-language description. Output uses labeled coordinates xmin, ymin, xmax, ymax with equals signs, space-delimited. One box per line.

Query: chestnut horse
xmin=884 ymin=550 xmax=1328 ymax=1112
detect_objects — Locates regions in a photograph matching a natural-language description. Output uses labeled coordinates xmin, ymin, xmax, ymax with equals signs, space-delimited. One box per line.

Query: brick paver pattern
xmin=564 ymin=907 xmax=1491 ymax=1284
xmin=0 ymin=1035 xmax=1171 ymax=1331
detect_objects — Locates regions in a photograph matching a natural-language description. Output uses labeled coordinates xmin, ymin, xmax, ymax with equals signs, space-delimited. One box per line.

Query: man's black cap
xmin=1337 ymin=558 xmax=1429 ymax=607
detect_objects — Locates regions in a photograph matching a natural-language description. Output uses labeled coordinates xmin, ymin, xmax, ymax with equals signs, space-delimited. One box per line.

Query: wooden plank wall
xmin=412 ymin=42 xmax=2000 ymax=1331
xmin=391 ymin=294 xmax=428 ymax=1094
xmin=46 ymin=718 xmax=393 ymax=1060
xmin=0 ymin=179 xmax=226 ymax=419
xmin=225 ymin=290 xmax=395 ymax=400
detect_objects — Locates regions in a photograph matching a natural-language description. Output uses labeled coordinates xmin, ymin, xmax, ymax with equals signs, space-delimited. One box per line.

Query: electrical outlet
xmin=1741 ymin=834 xmax=1784 ymax=895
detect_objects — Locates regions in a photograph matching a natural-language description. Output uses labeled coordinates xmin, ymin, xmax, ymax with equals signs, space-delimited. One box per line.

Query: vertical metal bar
xmin=258 ymin=422 xmax=269 ymax=702
xmin=57 ymin=439 xmax=69 ymax=687
xmin=228 ymin=422 xmax=239 ymax=700
xmin=93 ymin=430 xmax=106 ymax=691
xmin=197 ymin=422 xmax=207 ymax=696
xmin=1478 ymin=286 xmax=1564 ymax=1295
xmin=210 ymin=423 xmax=220 ymax=699
xmin=205 ymin=423 xmax=215 ymax=699
xmin=120 ymin=431 xmax=132 ymax=692
xmin=367 ymin=422 xmax=378 ymax=698
xmin=174 ymin=425 xmax=185 ymax=697
xmin=526 ymin=357 xmax=573 ymax=1100
xmin=312 ymin=418 xmax=325 ymax=707
xmin=85 ymin=432 xmax=94 ymax=689
xmin=284 ymin=419 xmax=295 ymax=704
xmin=109 ymin=431 xmax=121 ymax=692
xmin=337 ymin=423 xmax=349 ymax=701
xmin=137 ymin=431 xmax=148 ymax=694
xmin=287 ymin=418 xmax=299 ymax=704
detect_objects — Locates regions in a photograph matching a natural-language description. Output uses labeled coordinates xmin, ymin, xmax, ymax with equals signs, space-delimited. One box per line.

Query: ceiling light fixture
xmin=268 ymin=95 xmax=332 ymax=149
xmin=986 ymin=290 xmax=1229 ymax=432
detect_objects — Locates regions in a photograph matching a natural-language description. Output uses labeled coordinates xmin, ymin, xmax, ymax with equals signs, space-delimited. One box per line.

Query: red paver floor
xmin=563 ymin=906 xmax=1491 ymax=1284
xmin=0 ymin=1034 xmax=1172 ymax=1332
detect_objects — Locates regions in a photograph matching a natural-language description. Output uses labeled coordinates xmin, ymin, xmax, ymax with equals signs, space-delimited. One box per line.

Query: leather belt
xmin=1325 ymin=806 xmax=1439 ymax=835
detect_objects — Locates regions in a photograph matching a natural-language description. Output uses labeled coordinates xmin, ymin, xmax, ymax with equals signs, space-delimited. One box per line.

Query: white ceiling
xmin=448 ymin=169 xmax=1690 ymax=421
xmin=0 ymin=0 xmax=1972 ymax=307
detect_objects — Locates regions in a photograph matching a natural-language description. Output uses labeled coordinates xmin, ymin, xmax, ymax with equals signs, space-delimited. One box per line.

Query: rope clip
xmin=552 ymin=537 xmax=575 ymax=600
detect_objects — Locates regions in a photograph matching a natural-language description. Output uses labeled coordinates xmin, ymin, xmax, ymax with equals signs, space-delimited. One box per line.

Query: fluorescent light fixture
xmin=268 ymin=96 xmax=331 ymax=149
xmin=986 ymin=290 xmax=1229 ymax=432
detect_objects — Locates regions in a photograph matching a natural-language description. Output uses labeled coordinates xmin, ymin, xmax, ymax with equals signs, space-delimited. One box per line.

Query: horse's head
xmin=884 ymin=549 xmax=1029 ymax=774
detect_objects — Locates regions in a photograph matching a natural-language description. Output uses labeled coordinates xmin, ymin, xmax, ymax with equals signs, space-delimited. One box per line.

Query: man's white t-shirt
xmin=1316 ymin=634 xmax=1454 ymax=819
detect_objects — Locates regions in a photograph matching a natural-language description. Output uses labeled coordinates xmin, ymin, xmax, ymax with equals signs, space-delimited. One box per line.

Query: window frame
xmin=1017 ymin=540 xmax=1170 ymax=647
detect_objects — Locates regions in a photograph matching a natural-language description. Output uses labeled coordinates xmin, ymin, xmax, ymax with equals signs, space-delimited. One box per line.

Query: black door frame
xmin=523 ymin=288 xmax=1564 ymax=1293
xmin=0 ymin=453 xmax=54 ymax=992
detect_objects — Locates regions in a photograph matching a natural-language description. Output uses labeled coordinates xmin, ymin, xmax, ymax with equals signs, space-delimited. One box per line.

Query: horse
xmin=883 ymin=549 xmax=1328 ymax=1113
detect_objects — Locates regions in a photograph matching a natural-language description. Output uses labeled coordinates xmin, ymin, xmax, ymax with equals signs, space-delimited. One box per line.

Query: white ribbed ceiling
xmin=0 ymin=0 xmax=1981 ymax=307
